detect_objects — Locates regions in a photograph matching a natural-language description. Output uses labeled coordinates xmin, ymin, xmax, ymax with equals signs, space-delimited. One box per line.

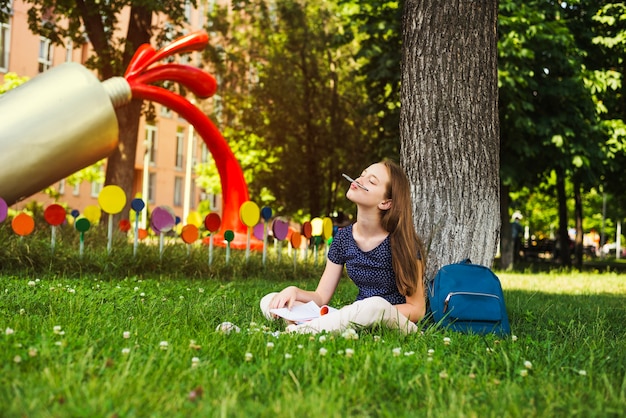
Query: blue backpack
xmin=427 ymin=259 xmax=511 ymax=336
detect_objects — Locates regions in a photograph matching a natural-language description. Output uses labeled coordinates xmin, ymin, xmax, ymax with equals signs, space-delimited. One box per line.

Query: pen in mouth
xmin=342 ymin=173 xmax=369 ymax=191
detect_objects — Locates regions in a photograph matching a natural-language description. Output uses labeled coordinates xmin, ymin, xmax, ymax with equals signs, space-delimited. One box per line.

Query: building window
xmin=73 ymin=182 xmax=80 ymax=196
xmin=90 ymin=176 xmax=103 ymax=198
xmin=58 ymin=179 xmax=65 ymax=195
xmin=148 ymin=173 xmax=156 ymax=204
xmin=145 ymin=125 xmax=157 ymax=165
xmin=0 ymin=19 xmax=10 ymax=71
xmin=174 ymin=177 xmax=183 ymax=207
xmin=38 ymin=37 xmax=53 ymax=72
xmin=175 ymin=128 xmax=185 ymax=169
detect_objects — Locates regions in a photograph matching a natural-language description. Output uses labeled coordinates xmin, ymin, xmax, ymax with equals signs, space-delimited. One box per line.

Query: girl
xmin=260 ymin=160 xmax=427 ymax=334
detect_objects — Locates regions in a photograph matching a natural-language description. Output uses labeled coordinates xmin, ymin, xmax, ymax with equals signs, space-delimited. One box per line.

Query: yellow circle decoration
xmin=84 ymin=205 xmax=102 ymax=224
xmin=98 ymin=185 xmax=127 ymax=214
xmin=311 ymin=217 xmax=323 ymax=237
xmin=186 ymin=211 xmax=203 ymax=227
xmin=322 ymin=217 xmax=333 ymax=240
xmin=239 ymin=201 xmax=260 ymax=227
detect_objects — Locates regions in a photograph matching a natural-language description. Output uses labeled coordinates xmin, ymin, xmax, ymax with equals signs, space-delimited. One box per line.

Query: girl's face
xmin=346 ymin=163 xmax=390 ymax=207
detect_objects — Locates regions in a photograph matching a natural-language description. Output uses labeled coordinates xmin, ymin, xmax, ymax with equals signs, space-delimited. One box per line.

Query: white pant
xmin=260 ymin=292 xmax=418 ymax=335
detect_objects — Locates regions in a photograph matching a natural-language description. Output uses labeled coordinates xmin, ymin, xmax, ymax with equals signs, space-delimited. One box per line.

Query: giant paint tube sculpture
xmin=0 ymin=31 xmax=252 ymax=246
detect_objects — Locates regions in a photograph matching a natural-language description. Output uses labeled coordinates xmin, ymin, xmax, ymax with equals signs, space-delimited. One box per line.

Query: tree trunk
xmin=556 ymin=168 xmax=571 ymax=267
xmin=500 ymin=182 xmax=514 ymax=270
xmin=104 ymin=5 xmax=153 ymax=220
xmin=574 ymin=177 xmax=583 ymax=269
xmin=400 ymin=0 xmax=500 ymax=279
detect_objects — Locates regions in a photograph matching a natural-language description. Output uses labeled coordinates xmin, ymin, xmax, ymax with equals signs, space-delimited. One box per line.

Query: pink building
xmin=1 ymin=0 xmax=222 ymax=226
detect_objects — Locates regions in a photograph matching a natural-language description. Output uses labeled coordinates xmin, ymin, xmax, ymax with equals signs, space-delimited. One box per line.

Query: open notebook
xmin=270 ymin=301 xmax=337 ymax=323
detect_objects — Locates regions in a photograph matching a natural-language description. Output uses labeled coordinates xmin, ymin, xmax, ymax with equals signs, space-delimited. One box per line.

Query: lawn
xmin=1 ymin=258 xmax=625 ymax=417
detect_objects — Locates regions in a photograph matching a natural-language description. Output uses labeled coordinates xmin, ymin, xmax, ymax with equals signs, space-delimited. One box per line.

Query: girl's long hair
xmin=379 ymin=160 xmax=426 ymax=297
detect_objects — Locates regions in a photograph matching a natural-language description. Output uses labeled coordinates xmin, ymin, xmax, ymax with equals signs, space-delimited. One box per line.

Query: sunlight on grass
xmin=499 ymin=271 xmax=626 ymax=295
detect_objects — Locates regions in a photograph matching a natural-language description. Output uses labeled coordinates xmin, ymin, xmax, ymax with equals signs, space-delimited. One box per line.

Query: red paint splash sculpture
xmin=125 ymin=31 xmax=249 ymax=246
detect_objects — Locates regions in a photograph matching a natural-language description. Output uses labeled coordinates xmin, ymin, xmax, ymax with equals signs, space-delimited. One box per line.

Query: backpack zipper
xmin=443 ymin=292 xmax=500 ymax=313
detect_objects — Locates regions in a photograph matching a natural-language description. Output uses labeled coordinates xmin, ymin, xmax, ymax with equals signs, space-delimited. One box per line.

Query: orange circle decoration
xmin=98 ymin=185 xmax=127 ymax=214
xmin=181 ymin=224 xmax=199 ymax=244
xmin=290 ymin=231 xmax=302 ymax=248
xmin=44 ymin=204 xmax=66 ymax=226
xmin=137 ymin=228 xmax=149 ymax=240
xmin=12 ymin=213 xmax=35 ymax=236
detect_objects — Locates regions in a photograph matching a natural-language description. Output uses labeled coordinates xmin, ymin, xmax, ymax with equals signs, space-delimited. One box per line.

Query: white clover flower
xmin=134 ymin=287 xmax=139 ymax=292
xmin=27 ymin=281 xmax=36 ymax=287
xmin=520 ymin=369 xmax=528 ymax=377
xmin=28 ymin=347 xmax=38 ymax=357
xmin=54 ymin=341 xmax=62 ymax=346
xmin=198 ymin=288 xmax=205 ymax=293
xmin=67 ymin=288 xmax=76 ymax=294
xmin=121 ymin=348 xmax=130 ymax=355
xmin=266 ymin=342 xmax=275 ymax=349
xmin=511 ymin=335 xmax=518 ymax=342
xmin=245 ymin=352 xmax=253 ymax=362
xmin=578 ymin=369 xmax=587 ymax=376
xmin=5 ymin=327 xmax=14 ymax=335
xmin=159 ymin=341 xmax=169 ymax=350
xmin=53 ymin=325 xmax=62 ymax=335
xmin=284 ymin=353 xmax=293 ymax=359
xmin=443 ymin=337 xmax=451 ymax=345
xmin=19 ymin=309 xmax=25 ymax=315
xmin=123 ymin=331 xmax=131 ymax=339
xmin=404 ymin=351 xmax=415 ymax=356
xmin=524 ymin=360 xmax=533 ymax=370
xmin=140 ymin=292 xmax=145 ymax=297
xmin=427 ymin=348 xmax=435 ymax=356
xmin=297 ymin=344 xmax=304 ymax=350
xmin=319 ymin=347 xmax=328 ymax=356
xmin=216 ymin=322 xmax=240 ymax=334
xmin=373 ymin=335 xmax=381 ymax=342
xmin=191 ymin=357 xmax=200 ymax=367
xmin=318 ymin=335 xmax=327 ymax=343
xmin=392 ymin=347 xmax=402 ymax=357
xmin=341 ymin=328 xmax=359 ymax=340
xmin=13 ymin=355 xmax=22 ymax=363
xmin=345 ymin=348 xmax=355 ymax=358
xmin=439 ymin=371 xmax=449 ymax=379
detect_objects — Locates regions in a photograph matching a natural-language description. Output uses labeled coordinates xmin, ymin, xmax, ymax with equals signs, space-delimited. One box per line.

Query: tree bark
xmin=104 ymin=5 xmax=153 ymax=220
xmin=400 ymin=0 xmax=500 ymax=280
xmin=556 ymin=167 xmax=571 ymax=267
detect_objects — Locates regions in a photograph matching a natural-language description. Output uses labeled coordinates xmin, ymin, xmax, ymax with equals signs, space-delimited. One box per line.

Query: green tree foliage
xmin=201 ymin=0 xmax=379 ymax=219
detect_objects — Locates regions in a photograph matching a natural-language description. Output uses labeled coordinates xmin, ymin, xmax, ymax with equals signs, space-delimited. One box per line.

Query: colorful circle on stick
xmin=98 ymin=185 xmax=127 ymax=214
xmin=44 ymin=204 xmax=66 ymax=226
xmin=290 ymin=231 xmax=302 ymax=249
xmin=186 ymin=211 xmax=203 ymax=228
xmin=0 ymin=197 xmax=8 ymax=223
xmin=84 ymin=205 xmax=102 ymax=224
xmin=131 ymin=198 xmax=145 ymax=212
xmin=311 ymin=217 xmax=323 ymax=237
xmin=12 ymin=213 xmax=35 ymax=236
xmin=322 ymin=217 xmax=334 ymax=240
xmin=260 ymin=206 xmax=273 ymax=221
xmin=272 ymin=219 xmax=289 ymax=241
xmin=239 ymin=201 xmax=260 ymax=227
xmin=302 ymin=221 xmax=312 ymax=239
xmin=224 ymin=230 xmax=235 ymax=242
xmin=74 ymin=216 xmax=91 ymax=233
xmin=204 ymin=213 xmax=221 ymax=233
xmin=138 ymin=228 xmax=148 ymax=240
xmin=181 ymin=224 xmax=199 ymax=244
xmin=119 ymin=219 xmax=131 ymax=232
xmin=253 ymin=222 xmax=265 ymax=240
xmin=151 ymin=206 xmax=176 ymax=233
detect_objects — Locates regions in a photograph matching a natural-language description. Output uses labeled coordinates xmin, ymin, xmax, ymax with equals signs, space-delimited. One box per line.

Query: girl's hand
xmin=270 ymin=286 xmax=300 ymax=310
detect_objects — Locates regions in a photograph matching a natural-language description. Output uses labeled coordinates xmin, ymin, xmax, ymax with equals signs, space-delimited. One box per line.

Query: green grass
xmin=1 ymin=225 xmax=625 ymax=417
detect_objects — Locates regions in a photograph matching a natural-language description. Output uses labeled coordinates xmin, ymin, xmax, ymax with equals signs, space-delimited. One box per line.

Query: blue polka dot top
xmin=327 ymin=224 xmax=406 ymax=305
